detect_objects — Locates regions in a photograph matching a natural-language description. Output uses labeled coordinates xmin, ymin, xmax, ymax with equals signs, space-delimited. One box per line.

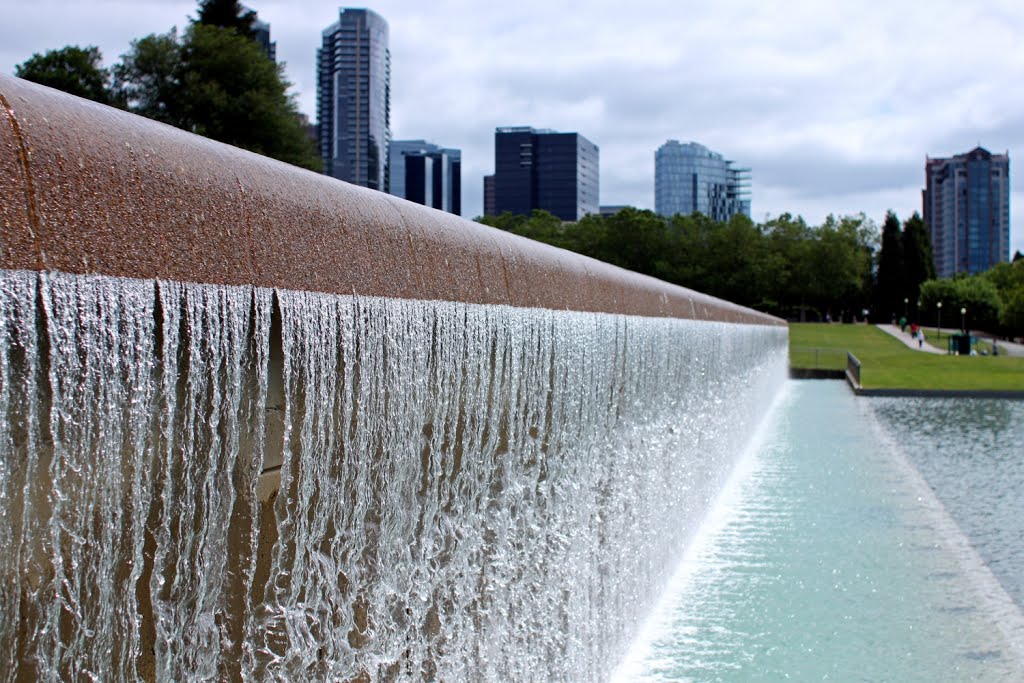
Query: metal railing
xmin=789 ymin=346 xmax=849 ymax=370
xmin=847 ymin=352 xmax=862 ymax=387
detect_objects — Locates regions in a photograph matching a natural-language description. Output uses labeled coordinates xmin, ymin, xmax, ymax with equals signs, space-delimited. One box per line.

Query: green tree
xmin=874 ymin=211 xmax=905 ymax=322
xmin=114 ymin=31 xmax=183 ymax=124
xmin=703 ymin=213 xmax=765 ymax=308
xmin=665 ymin=212 xmax=714 ymax=292
xmin=763 ymin=214 xmax=814 ymax=319
xmin=982 ymin=260 xmax=1024 ymax=336
xmin=115 ymin=24 xmax=321 ymax=171
xmin=983 ymin=259 xmax=1024 ymax=295
xmin=919 ymin=276 xmax=1002 ymax=332
xmin=15 ymin=45 xmax=121 ymax=106
xmin=900 ymin=212 xmax=934 ymax=316
xmin=477 ymin=208 xmax=877 ymax=321
xmin=480 ymin=210 xmax=566 ymax=247
xmin=809 ymin=214 xmax=874 ymax=319
xmin=598 ymin=208 xmax=670 ymax=276
xmin=1000 ymin=285 xmax=1024 ymax=336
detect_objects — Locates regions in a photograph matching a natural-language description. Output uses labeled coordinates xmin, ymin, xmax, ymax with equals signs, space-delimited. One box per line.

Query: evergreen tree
xmin=195 ymin=0 xmax=258 ymax=38
xmin=874 ymin=210 xmax=905 ymax=321
xmin=900 ymin=212 xmax=935 ymax=320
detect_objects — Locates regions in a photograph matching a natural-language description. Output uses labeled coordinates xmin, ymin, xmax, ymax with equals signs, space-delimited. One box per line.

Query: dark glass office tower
xmin=317 ymin=8 xmax=391 ymax=191
xmin=924 ymin=147 xmax=1010 ymax=277
xmin=252 ymin=19 xmax=276 ymax=62
xmin=492 ymin=127 xmax=599 ymax=221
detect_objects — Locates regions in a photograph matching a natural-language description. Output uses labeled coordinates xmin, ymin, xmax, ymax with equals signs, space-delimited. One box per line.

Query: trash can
xmin=948 ymin=334 xmax=971 ymax=355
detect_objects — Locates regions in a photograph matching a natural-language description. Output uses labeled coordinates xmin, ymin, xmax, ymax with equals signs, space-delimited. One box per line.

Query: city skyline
xmin=3 ymin=0 xmax=1023 ymax=255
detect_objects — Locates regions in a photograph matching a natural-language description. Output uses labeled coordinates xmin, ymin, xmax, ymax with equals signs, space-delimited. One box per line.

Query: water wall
xmin=0 ymin=74 xmax=787 ymax=681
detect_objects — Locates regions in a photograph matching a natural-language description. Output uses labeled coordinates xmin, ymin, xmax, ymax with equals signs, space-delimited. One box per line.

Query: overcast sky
xmin=4 ymin=0 xmax=1024 ymax=254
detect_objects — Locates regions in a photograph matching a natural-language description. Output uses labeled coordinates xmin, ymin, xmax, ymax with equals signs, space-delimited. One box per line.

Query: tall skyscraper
xmin=490 ymin=127 xmax=599 ymax=221
xmin=317 ymin=8 xmax=391 ymax=191
xmin=923 ymin=147 xmax=1010 ymax=278
xmin=655 ymin=140 xmax=750 ymax=221
xmin=389 ymin=140 xmax=461 ymax=215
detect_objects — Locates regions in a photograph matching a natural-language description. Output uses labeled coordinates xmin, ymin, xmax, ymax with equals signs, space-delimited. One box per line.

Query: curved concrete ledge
xmin=853 ymin=387 xmax=1024 ymax=400
xmin=0 ymin=74 xmax=781 ymax=326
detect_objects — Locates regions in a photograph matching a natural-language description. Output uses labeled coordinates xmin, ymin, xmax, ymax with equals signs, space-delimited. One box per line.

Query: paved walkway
xmin=997 ymin=338 xmax=1024 ymax=357
xmin=876 ymin=324 xmax=944 ymax=354
xmin=977 ymin=333 xmax=1024 ymax=357
xmin=877 ymin=324 xmax=1024 ymax=357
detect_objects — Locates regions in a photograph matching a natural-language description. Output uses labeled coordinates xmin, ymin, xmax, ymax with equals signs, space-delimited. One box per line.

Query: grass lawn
xmin=789 ymin=322 xmax=1024 ymax=390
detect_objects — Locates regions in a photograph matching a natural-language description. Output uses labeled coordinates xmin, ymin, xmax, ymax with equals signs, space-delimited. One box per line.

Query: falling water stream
xmin=0 ymin=270 xmax=786 ymax=681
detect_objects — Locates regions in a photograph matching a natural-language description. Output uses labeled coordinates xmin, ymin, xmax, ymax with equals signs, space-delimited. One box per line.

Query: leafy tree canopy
xmin=114 ymin=30 xmax=182 ymax=124
xmin=16 ymin=2 xmax=318 ymax=171
xmin=114 ymin=23 xmax=320 ymax=171
xmin=919 ymin=276 xmax=1002 ymax=332
xmin=15 ymin=45 xmax=121 ymax=107
xmin=479 ymin=209 xmax=877 ymax=321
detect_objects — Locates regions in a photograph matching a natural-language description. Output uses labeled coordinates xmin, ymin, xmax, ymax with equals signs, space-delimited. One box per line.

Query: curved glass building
xmin=655 ymin=140 xmax=750 ymax=221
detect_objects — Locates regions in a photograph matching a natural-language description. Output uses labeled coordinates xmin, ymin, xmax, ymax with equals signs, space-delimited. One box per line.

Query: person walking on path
xmin=876 ymin=324 xmax=945 ymax=354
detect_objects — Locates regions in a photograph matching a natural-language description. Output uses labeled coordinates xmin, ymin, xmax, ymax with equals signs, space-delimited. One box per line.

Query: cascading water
xmin=0 ymin=269 xmax=786 ymax=681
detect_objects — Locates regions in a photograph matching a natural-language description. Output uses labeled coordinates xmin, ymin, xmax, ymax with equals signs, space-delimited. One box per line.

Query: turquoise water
xmin=616 ymin=381 xmax=1024 ymax=682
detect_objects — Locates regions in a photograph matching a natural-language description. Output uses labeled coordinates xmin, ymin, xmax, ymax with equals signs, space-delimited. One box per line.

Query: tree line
xmin=13 ymin=0 xmax=320 ymax=171
xmin=916 ymin=259 xmax=1024 ymax=336
xmin=873 ymin=208 xmax=1024 ymax=335
xmin=480 ymin=208 xmax=876 ymax=323
xmin=480 ymin=208 xmax=1024 ymax=337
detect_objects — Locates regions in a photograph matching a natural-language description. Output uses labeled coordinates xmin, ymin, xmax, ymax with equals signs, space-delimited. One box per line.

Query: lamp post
xmin=961 ymin=307 xmax=967 ymax=333
xmin=917 ymin=300 xmax=922 ymax=324
xmin=904 ymin=297 xmax=908 ymax=319
xmin=937 ymin=301 xmax=942 ymax=339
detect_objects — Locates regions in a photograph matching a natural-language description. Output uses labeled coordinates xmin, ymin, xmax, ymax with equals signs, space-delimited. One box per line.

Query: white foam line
xmin=610 ymin=381 xmax=793 ymax=683
xmin=860 ymin=399 xmax=1024 ymax=673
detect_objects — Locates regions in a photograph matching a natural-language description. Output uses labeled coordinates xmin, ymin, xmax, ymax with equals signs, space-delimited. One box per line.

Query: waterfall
xmin=0 ymin=270 xmax=786 ymax=681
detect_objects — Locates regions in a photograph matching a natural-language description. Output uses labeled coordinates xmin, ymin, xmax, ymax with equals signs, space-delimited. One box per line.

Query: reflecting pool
xmin=616 ymin=381 xmax=1024 ymax=682
xmin=870 ymin=396 xmax=1024 ymax=609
